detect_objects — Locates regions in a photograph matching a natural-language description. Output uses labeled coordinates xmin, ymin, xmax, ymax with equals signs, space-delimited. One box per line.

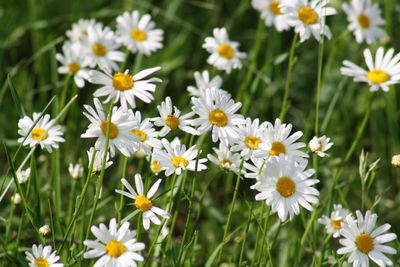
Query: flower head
xmin=25 ymin=244 xmax=63 ymax=267
xmin=252 ymin=0 xmax=290 ymax=31
xmin=16 ymin=167 xmax=31 ymax=184
xmin=186 ymin=71 xmax=224 ymax=98
xmin=318 ymin=204 xmax=352 ymax=238
xmin=308 ymin=135 xmax=333 ymax=157
xmin=87 ymin=147 xmax=113 ymax=172
xmin=207 ymin=143 xmax=242 ymax=174
xmin=68 ymin=163 xmax=84 ymax=179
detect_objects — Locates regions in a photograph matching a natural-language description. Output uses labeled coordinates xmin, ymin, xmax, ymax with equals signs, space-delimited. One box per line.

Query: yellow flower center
xmin=218 ymin=44 xmax=235 ymax=59
xmin=100 ymin=121 xmax=119 ymax=139
xmin=208 ymin=109 xmax=228 ymax=127
xmin=134 ymin=194 xmax=153 ymax=211
xmin=130 ymin=129 xmax=147 ymax=142
xmin=356 ymin=233 xmax=374 ymax=254
xmin=276 ymin=176 xmax=296 ymax=198
xmin=165 ymin=115 xmax=180 ymax=130
xmin=34 ymin=258 xmax=49 ymax=267
xmin=113 ymin=72 xmax=134 ymax=91
xmin=357 ymin=14 xmax=370 ymax=29
xmin=171 ymin=156 xmax=189 ymax=168
xmin=151 ymin=160 xmax=162 ymax=173
xmin=92 ymin=43 xmax=107 ymax=56
xmin=366 ymin=70 xmax=390 ymax=84
xmin=330 ymin=219 xmax=343 ymax=230
xmin=244 ymin=136 xmax=261 ymax=150
xmin=269 ymin=1 xmax=283 ymax=15
xmin=220 ymin=159 xmax=232 ymax=166
xmin=298 ymin=6 xmax=318 ymax=25
xmin=269 ymin=141 xmax=286 ymax=156
xmin=68 ymin=62 xmax=81 ymax=73
xmin=131 ymin=28 xmax=147 ymax=41
xmin=104 ymin=240 xmax=126 ymax=257
xmin=32 ymin=128 xmax=48 ymax=141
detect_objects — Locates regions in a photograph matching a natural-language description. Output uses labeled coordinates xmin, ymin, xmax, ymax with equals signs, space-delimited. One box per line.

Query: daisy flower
xmin=129 ymin=110 xmax=162 ymax=155
xmin=259 ymin=118 xmax=308 ymax=164
xmin=68 ymin=163 xmax=84 ymax=179
xmin=207 ymin=143 xmax=242 ymax=174
xmin=282 ymin=0 xmax=337 ymax=42
xmin=251 ymin=154 xmax=319 ymax=221
xmin=56 ymin=42 xmax=90 ymax=88
xmin=81 ymin=98 xmax=140 ymax=157
xmin=202 ymin=27 xmax=247 ymax=74
xmin=87 ymin=147 xmax=113 ymax=172
xmin=251 ymin=0 xmax=290 ymax=31
xmin=90 ymin=67 xmax=161 ymax=110
xmin=186 ymin=70 xmax=223 ymax=98
xmin=82 ymin=24 xmax=124 ymax=72
xmin=191 ymin=88 xmax=246 ymax=145
xmin=66 ymin=18 xmax=99 ymax=43
xmin=25 ymin=244 xmax=63 ymax=267
xmin=16 ymin=167 xmax=31 ymax=184
xmin=341 ymin=47 xmax=400 ymax=92
xmin=152 ymin=138 xmax=208 ymax=176
xmin=308 ymin=135 xmax=333 ymax=157
xmin=115 ymin=174 xmax=170 ymax=230
xmin=83 ymin=218 xmax=145 ymax=266
xmin=342 ymin=0 xmax=386 ymax=44
xmin=153 ymin=96 xmax=198 ymax=136
xmin=116 ymin=11 xmax=164 ymax=56
xmin=338 ymin=210 xmax=397 ymax=267
xmin=149 ymin=157 xmax=165 ymax=175
xmin=318 ymin=204 xmax=352 ymax=238
xmin=17 ymin=112 xmax=65 ymax=153
xmin=231 ymin=118 xmax=267 ymax=160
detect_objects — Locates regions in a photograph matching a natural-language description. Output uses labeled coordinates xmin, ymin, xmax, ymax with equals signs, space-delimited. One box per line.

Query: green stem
xmin=238 ymin=201 xmax=254 ymax=265
xmin=117 ymin=156 xmax=129 ymax=224
xmin=59 ymin=73 xmax=71 ymax=112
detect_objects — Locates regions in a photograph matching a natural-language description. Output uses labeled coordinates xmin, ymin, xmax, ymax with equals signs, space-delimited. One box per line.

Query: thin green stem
xmin=238 ymin=201 xmax=254 ymax=265
xmin=117 ymin=156 xmax=129 ymax=224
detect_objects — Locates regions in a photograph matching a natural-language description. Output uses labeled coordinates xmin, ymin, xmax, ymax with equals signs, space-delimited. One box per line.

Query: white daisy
xmin=25 ymin=244 xmax=63 ymax=267
xmin=318 ymin=204 xmax=352 ymax=238
xmin=149 ymin=157 xmax=165 ymax=175
xmin=17 ymin=112 xmax=65 ymax=153
xmin=16 ymin=167 xmax=31 ymax=184
xmin=152 ymin=138 xmax=208 ymax=176
xmin=81 ymin=98 xmax=140 ymax=157
xmin=251 ymin=154 xmax=319 ymax=221
xmin=129 ymin=110 xmax=162 ymax=155
xmin=308 ymin=135 xmax=333 ymax=157
xmin=251 ymin=0 xmax=291 ymax=31
xmin=115 ymin=174 xmax=170 ymax=230
xmin=342 ymin=0 xmax=386 ymax=44
xmin=338 ymin=210 xmax=397 ymax=267
xmin=11 ymin=193 xmax=21 ymax=205
xmin=82 ymin=24 xmax=125 ymax=72
xmin=282 ymin=0 xmax=337 ymax=42
xmin=83 ymin=218 xmax=145 ymax=266
xmin=116 ymin=11 xmax=164 ymax=56
xmin=90 ymin=67 xmax=161 ymax=110
xmin=153 ymin=96 xmax=198 ymax=137
xmin=87 ymin=147 xmax=113 ymax=173
xmin=186 ymin=70 xmax=223 ymax=98
xmin=191 ymin=88 xmax=246 ymax=145
xmin=56 ymin=42 xmax=90 ymax=88
xmin=341 ymin=47 xmax=400 ymax=92
xmin=68 ymin=163 xmax=84 ymax=179
xmin=207 ymin=143 xmax=242 ymax=174
xmin=202 ymin=27 xmax=247 ymax=74
xmin=259 ymin=118 xmax=308 ymax=164
xmin=66 ymin=18 xmax=99 ymax=43
xmin=231 ymin=118 xmax=267 ymax=160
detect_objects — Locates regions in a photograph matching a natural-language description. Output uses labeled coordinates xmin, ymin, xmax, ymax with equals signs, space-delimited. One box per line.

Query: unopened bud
xmin=39 ymin=225 xmax=51 ymax=236
xmin=11 ymin=193 xmax=21 ymax=205
xmin=391 ymin=155 xmax=400 ymax=167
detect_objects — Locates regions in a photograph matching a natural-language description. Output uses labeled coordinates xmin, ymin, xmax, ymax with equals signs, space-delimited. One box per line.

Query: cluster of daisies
xmin=252 ymin=0 xmax=386 ymax=44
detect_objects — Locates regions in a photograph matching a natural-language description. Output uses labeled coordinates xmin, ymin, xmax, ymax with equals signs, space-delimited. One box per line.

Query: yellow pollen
xmin=131 ymin=28 xmax=147 ymax=41
xmin=171 ymin=156 xmax=189 ymax=168
xmin=220 ymin=159 xmax=232 ymax=166
xmin=330 ymin=219 xmax=343 ymax=230
xmin=269 ymin=141 xmax=286 ymax=156
xmin=32 ymin=128 xmax=48 ymax=141
xmin=151 ymin=160 xmax=162 ymax=173
xmin=276 ymin=176 xmax=296 ymax=197
xmin=104 ymin=240 xmax=126 ymax=257
xmin=135 ymin=194 xmax=152 ymax=211
xmin=100 ymin=121 xmax=119 ymax=139
xmin=34 ymin=258 xmax=49 ymax=267
xmin=298 ymin=6 xmax=318 ymax=25
xmin=113 ymin=73 xmax=134 ymax=91
xmin=208 ymin=109 xmax=228 ymax=127
xmin=165 ymin=115 xmax=180 ymax=130
xmin=356 ymin=233 xmax=374 ymax=254
xmin=269 ymin=1 xmax=283 ymax=15
xmin=92 ymin=43 xmax=107 ymax=56
xmin=244 ymin=136 xmax=261 ymax=150
xmin=218 ymin=44 xmax=235 ymax=59
xmin=68 ymin=62 xmax=81 ymax=73
xmin=366 ymin=70 xmax=390 ymax=84
xmin=357 ymin=14 xmax=370 ymax=28
xmin=130 ymin=129 xmax=147 ymax=142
